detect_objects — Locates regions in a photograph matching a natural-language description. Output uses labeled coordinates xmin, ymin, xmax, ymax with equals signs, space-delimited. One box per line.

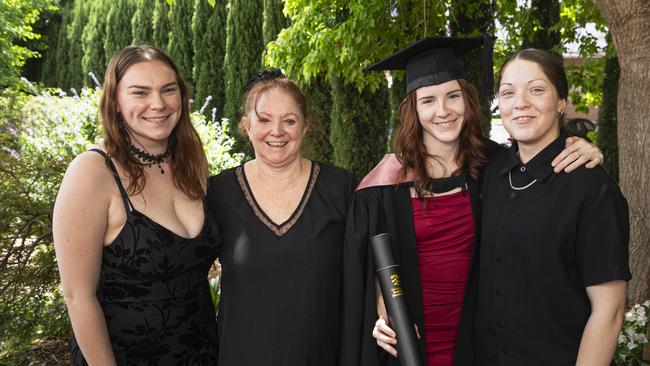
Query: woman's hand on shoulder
xmin=552 ymin=136 xmax=604 ymax=173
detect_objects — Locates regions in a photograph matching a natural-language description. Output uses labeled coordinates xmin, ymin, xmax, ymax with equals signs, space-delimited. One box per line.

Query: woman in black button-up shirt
xmin=475 ymin=48 xmax=630 ymax=366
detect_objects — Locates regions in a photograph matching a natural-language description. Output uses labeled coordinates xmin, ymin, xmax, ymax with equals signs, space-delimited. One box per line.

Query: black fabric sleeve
xmin=339 ymin=190 xmax=384 ymax=366
xmin=576 ymin=175 xmax=632 ymax=286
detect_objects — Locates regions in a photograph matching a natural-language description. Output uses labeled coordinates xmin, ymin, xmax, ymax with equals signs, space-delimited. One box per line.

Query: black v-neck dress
xmin=71 ymin=149 xmax=220 ymax=365
xmin=207 ymin=162 xmax=356 ymax=366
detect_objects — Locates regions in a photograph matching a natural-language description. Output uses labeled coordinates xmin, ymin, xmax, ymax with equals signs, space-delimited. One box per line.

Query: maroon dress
xmin=411 ymin=191 xmax=474 ymax=366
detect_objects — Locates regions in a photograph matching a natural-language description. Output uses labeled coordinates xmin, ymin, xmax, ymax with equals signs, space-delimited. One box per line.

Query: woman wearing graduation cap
xmin=339 ymin=36 xmax=603 ymax=366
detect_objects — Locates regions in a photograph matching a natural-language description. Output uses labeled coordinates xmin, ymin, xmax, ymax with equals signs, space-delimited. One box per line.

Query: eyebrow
xmin=257 ymin=111 xmax=301 ymax=119
xmin=417 ymin=88 xmax=461 ymax=100
xmin=127 ymin=82 xmax=178 ymax=90
xmin=500 ymin=79 xmax=547 ymax=86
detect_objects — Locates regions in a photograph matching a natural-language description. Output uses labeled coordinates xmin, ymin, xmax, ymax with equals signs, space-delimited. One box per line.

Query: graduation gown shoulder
xmin=340 ymin=178 xmax=483 ymax=366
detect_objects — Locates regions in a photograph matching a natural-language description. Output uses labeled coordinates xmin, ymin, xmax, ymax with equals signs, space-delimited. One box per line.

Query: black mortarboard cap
xmin=367 ymin=34 xmax=495 ymax=103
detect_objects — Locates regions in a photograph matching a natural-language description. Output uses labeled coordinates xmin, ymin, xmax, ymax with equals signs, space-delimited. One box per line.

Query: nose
xmin=513 ymin=91 xmax=529 ymax=110
xmin=269 ymin=120 xmax=284 ymax=135
xmin=149 ymin=92 xmax=166 ymax=110
xmin=435 ymin=99 xmax=450 ymax=118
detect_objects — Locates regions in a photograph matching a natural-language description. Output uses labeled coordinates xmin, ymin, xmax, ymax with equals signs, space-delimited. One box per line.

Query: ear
xmin=241 ymin=116 xmax=251 ymax=137
xmin=558 ymin=98 xmax=567 ymax=114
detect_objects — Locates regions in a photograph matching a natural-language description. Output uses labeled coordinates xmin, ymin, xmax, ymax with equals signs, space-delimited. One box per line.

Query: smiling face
xmin=498 ymin=58 xmax=566 ymax=157
xmin=243 ymin=88 xmax=308 ymax=168
xmin=115 ymin=60 xmax=181 ymax=149
xmin=415 ymin=79 xmax=466 ymax=153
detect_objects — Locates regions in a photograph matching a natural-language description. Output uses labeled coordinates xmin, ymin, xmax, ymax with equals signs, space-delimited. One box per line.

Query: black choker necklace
xmin=129 ymin=143 xmax=171 ymax=174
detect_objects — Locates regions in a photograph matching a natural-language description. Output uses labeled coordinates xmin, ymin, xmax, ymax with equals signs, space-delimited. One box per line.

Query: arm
xmin=575 ymin=280 xmax=626 ymax=366
xmin=552 ymin=136 xmax=604 ymax=173
xmin=53 ymin=153 xmax=118 ymax=366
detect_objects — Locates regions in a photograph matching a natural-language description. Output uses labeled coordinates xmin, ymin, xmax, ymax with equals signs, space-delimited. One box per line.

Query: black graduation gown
xmin=340 ymin=140 xmax=501 ymax=366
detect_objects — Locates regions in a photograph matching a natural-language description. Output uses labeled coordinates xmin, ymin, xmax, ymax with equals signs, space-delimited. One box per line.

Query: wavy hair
xmin=100 ymin=44 xmax=208 ymax=199
xmin=393 ymin=79 xmax=489 ymax=198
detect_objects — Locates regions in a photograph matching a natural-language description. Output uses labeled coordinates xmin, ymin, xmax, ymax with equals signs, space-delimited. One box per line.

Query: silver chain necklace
xmin=508 ymin=170 xmax=537 ymax=190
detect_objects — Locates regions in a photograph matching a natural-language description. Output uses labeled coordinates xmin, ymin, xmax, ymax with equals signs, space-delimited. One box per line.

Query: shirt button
xmin=499 ymin=349 xmax=507 ymax=356
xmin=496 ymin=290 xmax=501 ymax=296
xmin=496 ymin=257 xmax=502 ymax=263
xmin=520 ymin=166 xmax=526 ymax=172
xmin=498 ymin=225 xmax=504 ymax=231
xmin=510 ymin=192 xmax=516 ymax=199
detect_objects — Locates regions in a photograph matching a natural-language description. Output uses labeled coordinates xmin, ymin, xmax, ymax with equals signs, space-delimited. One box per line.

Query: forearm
xmin=575 ymin=308 xmax=624 ymax=366
xmin=66 ymin=296 xmax=118 ymax=366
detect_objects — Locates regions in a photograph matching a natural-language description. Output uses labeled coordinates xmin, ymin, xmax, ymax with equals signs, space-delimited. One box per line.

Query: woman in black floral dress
xmin=53 ymin=45 xmax=219 ymax=365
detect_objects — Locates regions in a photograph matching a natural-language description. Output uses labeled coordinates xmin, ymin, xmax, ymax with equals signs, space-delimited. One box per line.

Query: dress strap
xmin=89 ymin=148 xmax=133 ymax=213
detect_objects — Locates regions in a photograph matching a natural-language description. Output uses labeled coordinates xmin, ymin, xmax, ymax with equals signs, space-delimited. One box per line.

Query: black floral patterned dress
xmin=71 ymin=149 xmax=220 ymax=366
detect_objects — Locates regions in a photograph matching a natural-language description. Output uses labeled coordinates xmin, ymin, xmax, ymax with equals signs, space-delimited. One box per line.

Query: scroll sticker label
xmin=391 ymin=274 xmax=404 ymax=298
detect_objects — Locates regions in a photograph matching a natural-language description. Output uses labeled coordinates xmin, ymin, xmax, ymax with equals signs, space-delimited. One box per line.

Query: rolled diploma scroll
xmin=370 ymin=233 xmax=424 ymax=366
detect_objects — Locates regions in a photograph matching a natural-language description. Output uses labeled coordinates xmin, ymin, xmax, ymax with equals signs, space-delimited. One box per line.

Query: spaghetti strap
xmin=89 ymin=148 xmax=133 ymax=213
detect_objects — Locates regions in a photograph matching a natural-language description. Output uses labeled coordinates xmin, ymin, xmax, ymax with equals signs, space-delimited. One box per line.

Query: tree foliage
xmin=0 ymin=0 xmax=56 ymax=87
xmin=132 ymin=0 xmax=154 ymax=45
xmin=82 ymin=0 xmax=110 ymax=86
xmin=168 ymin=0 xmax=195 ymax=88
xmin=104 ymin=0 xmax=135 ymax=64
xmin=152 ymin=0 xmax=171 ymax=51
xmin=223 ymin=0 xmax=264 ymax=152
xmin=192 ymin=0 xmax=228 ymax=117
xmin=596 ymin=36 xmax=619 ymax=181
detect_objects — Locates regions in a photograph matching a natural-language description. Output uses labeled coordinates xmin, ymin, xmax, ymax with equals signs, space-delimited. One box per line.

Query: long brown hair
xmin=100 ymin=44 xmax=208 ymax=199
xmin=394 ymin=79 xmax=488 ymax=198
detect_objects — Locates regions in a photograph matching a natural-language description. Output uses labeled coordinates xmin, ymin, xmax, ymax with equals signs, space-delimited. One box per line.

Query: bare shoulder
xmin=58 ymin=150 xmax=116 ymax=205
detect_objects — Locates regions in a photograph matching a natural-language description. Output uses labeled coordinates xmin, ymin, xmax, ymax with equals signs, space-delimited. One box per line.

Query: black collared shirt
xmin=475 ymin=132 xmax=631 ymax=366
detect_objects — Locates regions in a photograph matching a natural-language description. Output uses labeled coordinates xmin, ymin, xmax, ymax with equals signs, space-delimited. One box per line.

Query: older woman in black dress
xmin=207 ymin=70 xmax=356 ymax=365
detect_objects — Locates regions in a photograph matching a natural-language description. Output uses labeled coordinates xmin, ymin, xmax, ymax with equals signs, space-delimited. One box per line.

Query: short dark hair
xmin=497 ymin=48 xmax=568 ymax=100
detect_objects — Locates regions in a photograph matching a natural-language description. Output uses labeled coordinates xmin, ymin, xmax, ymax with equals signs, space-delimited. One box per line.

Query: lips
xmin=266 ymin=141 xmax=288 ymax=147
xmin=434 ymin=119 xmax=457 ymax=127
xmin=512 ymin=115 xmax=536 ymax=123
xmin=142 ymin=114 xmax=172 ymax=123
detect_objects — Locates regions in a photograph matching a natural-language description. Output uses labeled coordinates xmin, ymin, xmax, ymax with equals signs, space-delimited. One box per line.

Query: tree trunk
xmin=592 ymin=0 xmax=650 ymax=305
xmin=596 ymin=34 xmax=619 ymax=182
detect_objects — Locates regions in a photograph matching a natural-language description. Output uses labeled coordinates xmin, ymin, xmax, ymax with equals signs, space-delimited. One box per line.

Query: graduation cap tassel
xmin=481 ymin=34 xmax=496 ymax=106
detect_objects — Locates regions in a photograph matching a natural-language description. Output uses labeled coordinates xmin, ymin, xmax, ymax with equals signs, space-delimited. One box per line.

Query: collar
xmin=497 ymin=131 xmax=567 ymax=182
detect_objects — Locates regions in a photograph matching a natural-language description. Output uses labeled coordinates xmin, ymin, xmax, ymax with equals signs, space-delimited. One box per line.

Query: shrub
xmin=615 ymin=300 xmax=650 ymax=365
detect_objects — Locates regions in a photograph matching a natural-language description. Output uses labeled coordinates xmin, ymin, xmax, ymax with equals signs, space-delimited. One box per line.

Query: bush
xmin=0 ymin=81 xmax=242 ymax=363
xmin=616 ymin=300 xmax=650 ymax=365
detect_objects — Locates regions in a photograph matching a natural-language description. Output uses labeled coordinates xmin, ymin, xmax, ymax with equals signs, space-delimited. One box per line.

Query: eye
xmin=131 ymin=90 xmax=146 ymax=96
xmin=530 ymin=87 xmax=545 ymax=94
xmin=499 ymin=89 xmax=514 ymax=97
xmin=259 ymin=117 xmax=271 ymax=123
xmin=448 ymin=92 xmax=462 ymax=100
xmin=419 ymin=98 xmax=433 ymax=105
xmin=163 ymin=87 xmax=177 ymax=94
xmin=284 ymin=118 xmax=296 ymax=125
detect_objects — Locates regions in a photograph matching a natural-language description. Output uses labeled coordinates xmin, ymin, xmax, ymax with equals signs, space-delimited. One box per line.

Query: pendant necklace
xmin=508 ymin=170 xmax=537 ymax=190
xmin=129 ymin=142 xmax=171 ymax=174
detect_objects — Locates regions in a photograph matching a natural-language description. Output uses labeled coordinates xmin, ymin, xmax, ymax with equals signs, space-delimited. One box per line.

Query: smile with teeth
xmin=435 ymin=120 xmax=456 ymax=126
xmin=143 ymin=115 xmax=171 ymax=123
xmin=266 ymin=141 xmax=288 ymax=147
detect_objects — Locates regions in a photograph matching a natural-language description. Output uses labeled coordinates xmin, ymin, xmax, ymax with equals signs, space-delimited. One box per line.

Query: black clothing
xmin=340 ymin=138 xmax=502 ymax=366
xmin=72 ymin=149 xmax=220 ymax=366
xmin=475 ymin=133 xmax=631 ymax=366
xmin=207 ymin=162 xmax=356 ymax=366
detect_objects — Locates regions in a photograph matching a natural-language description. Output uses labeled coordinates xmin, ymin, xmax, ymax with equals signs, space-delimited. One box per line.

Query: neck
xmin=517 ymin=128 xmax=560 ymax=164
xmin=423 ymin=138 xmax=459 ymax=178
xmin=250 ymin=156 xmax=307 ymax=183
